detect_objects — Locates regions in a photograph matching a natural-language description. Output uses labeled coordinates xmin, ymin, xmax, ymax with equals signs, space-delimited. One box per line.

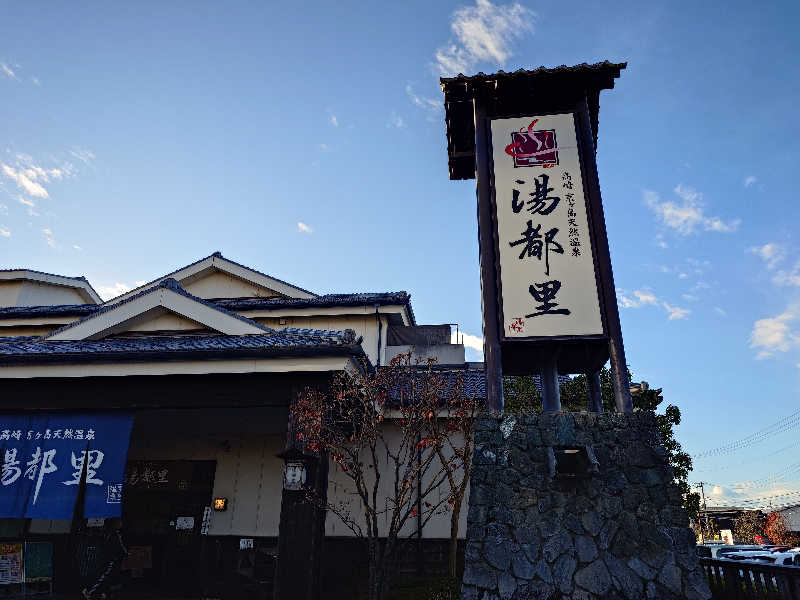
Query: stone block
xmin=626 ymin=557 xmax=656 ymax=581
xmin=531 ymin=558 xmax=552 ymax=583
xmin=575 ymin=535 xmax=598 ymax=563
xmin=658 ymin=563 xmax=682 ymax=595
xmin=597 ymin=519 xmax=619 ymax=551
xmin=604 ymin=554 xmax=643 ymax=600
xmin=461 ymin=584 xmax=479 ymax=600
xmin=574 ymin=559 xmax=611 ymax=596
xmin=516 ymin=526 xmax=540 ymax=546
xmin=511 ymin=552 xmax=535 ymax=580
xmin=552 ymin=554 xmax=576 ymax=594
xmin=542 ymin=531 xmax=573 ymax=563
xmin=512 ymin=581 xmax=555 ymax=600
xmin=564 ymin=513 xmax=584 ymax=535
xmin=463 ymin=564 xmax=498 ymax=590
xmin=484 ymin=536 xmax=512 ymax=570
xmin=581 ymin=510 xmax=602 ymax=537
xmin=498 ymin=572 xmax=518 ymax=599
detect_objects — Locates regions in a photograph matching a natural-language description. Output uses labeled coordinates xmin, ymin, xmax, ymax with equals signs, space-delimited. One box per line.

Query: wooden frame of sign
xmin=441 ymin=62 xmax=632 ymax=412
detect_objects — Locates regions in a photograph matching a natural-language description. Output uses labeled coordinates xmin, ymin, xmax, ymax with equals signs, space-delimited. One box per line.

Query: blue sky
xmin=2 ymin=0 xmax=800 ymax=509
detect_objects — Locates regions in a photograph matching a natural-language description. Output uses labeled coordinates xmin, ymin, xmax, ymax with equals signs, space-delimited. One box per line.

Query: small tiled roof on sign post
xmin=440 ymin=61 xmax=627 ymax=181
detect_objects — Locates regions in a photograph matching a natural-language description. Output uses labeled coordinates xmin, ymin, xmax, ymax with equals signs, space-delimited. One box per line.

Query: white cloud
xmin=41 ymin=227 xmax=55 ymax=248
xmin=434 ymin=0 xmax=535 ymax=76
xmin=72 ymin=245 xmax=82 ymax=251
xmin=643 ymin=186 xmax=739 ymax=235
xmin=750 ymin=308 xmax=800 ymax=359
xmin=678 ymin=272 xmax=688 ymax=279
xmin=317 ymin=143 xmax=330 ymax=151
xmin=662 ymin=302 xmax=690 ymax=320
xmin=387 ymin=112 xmax=406 ymax=129
xmin=748 ymin=243 xmax=784 ymax=269
xmin=2 ymin=164 xmax=49 ymax=198
xmin=744 ymin=175 xmax=757 ymax=188
xmin=0 ymin=226 xmax=10 ymax=238
xmin=1 ymin=155 xmax=73 ymax=201
xmin=297 ymin=221 xmax=313 ymax=234
xmin=773 ymin=261 xmax=800 ymax=287
xmin=452 ymin=330 xmax=484 ymax=355
xmin=681 ymin=294 xmax=698 ymax=302
xmin=328 ymin=112 xmax=339 ymax=127
xmin=31 ymin=77 xmax=40 ymax=86
xmin=1 ymin=62 xmax=17 ymax=80
xmin=619 ymin=289 xmax=659 ymax=308
xmin=620 ymin=288 xmax=690 ymax=320
xmin=714 ymin=307 xmax=727 ymax=316
xmin=69 ymin=148 xmax=95 ymax=165
xmin=0 ymin=204 xmax=6 ymax=216
xmin=406 ymin=84 xmax=442 ymax=119
xmin=96 ymin=282 xmax=133 ymax=301
xmin=654 ymin=234 xmax=668 ymax=248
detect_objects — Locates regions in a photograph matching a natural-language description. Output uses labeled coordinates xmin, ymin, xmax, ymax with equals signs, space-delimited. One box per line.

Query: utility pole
xmin=696 ymin=482 xmax=708 ymax=544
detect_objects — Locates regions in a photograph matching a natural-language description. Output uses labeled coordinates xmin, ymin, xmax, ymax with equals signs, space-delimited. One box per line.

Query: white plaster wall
xmin=324 ymin=424 xmax=468 ymax=540
xmin=183 ymin=271 xmax=281 ymax=300
xmin=0 ymin=325 xmax=57 ymax=338
xmin=255 ymin=314 xmax=388 ymax=365
xmin=0 ymin=282 xmax=22 ymax=307
xmin=0 ymin=281 xmax=90 ymax=307
xmin=124 ymin=312 xmax=205 ymax=332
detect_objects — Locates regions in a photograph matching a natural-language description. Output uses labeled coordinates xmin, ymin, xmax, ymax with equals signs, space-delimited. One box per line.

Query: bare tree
xmin=291 ymin=353 xmax=467 ymax=600
xmin=423 ymin=374 xmax=482 ymax=580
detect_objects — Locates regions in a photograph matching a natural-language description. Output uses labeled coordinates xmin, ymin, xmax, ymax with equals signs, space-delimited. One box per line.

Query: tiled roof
xmin=0 ymin=329 xmax=363 ymax=365
xmin=383 ymin=366 xmax=571 ymax=404
xmin=0 ymin=304 xmax=97 ymax=319
xmin=0 ymin=267 xmax=91 ymax=282
xmin=42 ymin=277 xmax=274 ymax=340
xmin=218 ymin=292 xmax=415 ymax=323
xmin=101 ymin=251 xmax=317 ymax=303
xmin=0 ymin=291 xmax=415 ymax=322
xmin=440 ymin=61 xmax=626 ymax=180
xmin=439 ymin=61 xmax=627 ymax=85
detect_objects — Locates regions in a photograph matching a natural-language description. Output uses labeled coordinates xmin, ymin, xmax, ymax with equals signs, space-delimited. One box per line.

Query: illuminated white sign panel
xmin=490 ymin=113 xmax=604 ymax=339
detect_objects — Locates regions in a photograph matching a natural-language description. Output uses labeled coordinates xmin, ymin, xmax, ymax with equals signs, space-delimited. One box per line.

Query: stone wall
xmin=461 ymin=412 xmax=711 ymax=600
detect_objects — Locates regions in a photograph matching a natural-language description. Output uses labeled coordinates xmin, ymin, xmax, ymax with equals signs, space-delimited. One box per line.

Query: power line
xmin=718 ymin=462 xmax=800 ymax=490
xmin=695 ymin=408 xmax=800 ymax=459
xmin=693 ymin=439 xmax=800 ymax=472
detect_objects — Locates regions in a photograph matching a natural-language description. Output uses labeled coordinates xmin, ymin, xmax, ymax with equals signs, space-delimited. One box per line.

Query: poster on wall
xmin=490 ymin=113 xmax=604 ymax=340
xmin=0 ymin=543 xmax=23 ymax=585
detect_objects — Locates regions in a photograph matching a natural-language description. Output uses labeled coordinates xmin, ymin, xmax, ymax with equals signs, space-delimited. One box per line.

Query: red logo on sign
xmin=505 ymin=120 xmax=559 ymax=168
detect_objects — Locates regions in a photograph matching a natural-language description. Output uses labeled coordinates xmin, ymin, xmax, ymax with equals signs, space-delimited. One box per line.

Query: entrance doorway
xmin=122 ymin=460 xmax=216 ymax=597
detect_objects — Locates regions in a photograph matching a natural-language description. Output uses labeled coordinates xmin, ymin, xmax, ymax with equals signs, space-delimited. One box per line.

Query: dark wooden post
xmin=274 ymin=398 xmax=328 ymax=600
xmin=540 ymin=356 xmax=561 ymax=413
xmin=575 ymin=95 xmax=632 ymax=413
xmin=473 ymin=84 xmax=504 ymax=412
xmin=586 ymin=371 xmax=603 ymax=412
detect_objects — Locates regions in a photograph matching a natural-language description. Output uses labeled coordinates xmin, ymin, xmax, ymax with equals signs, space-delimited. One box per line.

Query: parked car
xmin=724 ymin=550 xmax=800 ymax=566
xmin=716 ymin=545 xmax=765 ymax=559
xmin=770 ymin=552 xmax=800 ymax=566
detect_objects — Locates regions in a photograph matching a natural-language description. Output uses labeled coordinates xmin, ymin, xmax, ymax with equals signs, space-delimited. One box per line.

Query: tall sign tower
xmin=440 ymin=62 xmax=630 ymax=412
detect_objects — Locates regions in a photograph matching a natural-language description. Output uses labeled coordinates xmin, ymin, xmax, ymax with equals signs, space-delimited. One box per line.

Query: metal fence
xmin=700 ymin=558 xmax=800 ymax=599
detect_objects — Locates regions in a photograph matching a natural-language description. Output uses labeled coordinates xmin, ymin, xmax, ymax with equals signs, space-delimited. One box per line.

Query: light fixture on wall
xmin=213 ymin=497 xmax=228 ymax=511
xmin=277 ymin=447 xmax=309 ymax=492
